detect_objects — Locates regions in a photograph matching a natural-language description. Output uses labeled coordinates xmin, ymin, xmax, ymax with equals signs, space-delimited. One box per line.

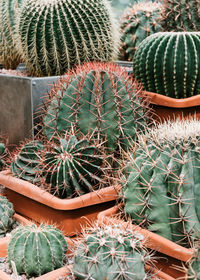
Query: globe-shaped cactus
xmin=0 ymin=196 xmax=15 ymax=237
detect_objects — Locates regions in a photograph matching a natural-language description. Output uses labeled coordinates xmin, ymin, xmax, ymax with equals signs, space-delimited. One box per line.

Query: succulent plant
xmin=120 ymin=1 xmax=162 ymax=61
xmin=0 ymin=0 xmax=23 ymax=69
xmin=0 ymin=142 xmax=6 ymax=171
xmin=8 ymin=224 xmax=68 ymax=277
xmin=73 ymin=222 xmax=154 ymax=280
xmin=42 ymin=62 xmax=149 ymax=152
xmin=160 ymin=0 xmax=200 ymax=32
xmin=133 ymin=32 xmax=200 ymax=98
xmin=123 ymin=119 xmax=200 ymax=247
xmin=0 ymin=196 xmax=15 ymax=237
xmin=16 ymin=0 xmax=119 ymax=76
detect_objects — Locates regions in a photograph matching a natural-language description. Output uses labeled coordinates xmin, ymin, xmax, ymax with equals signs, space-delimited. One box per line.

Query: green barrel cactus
xmin=0 ymin=0 xmax=23 ymax=69
xmin=42 ymin=62 xmax=148 ymax=152
xmin=0 ymin=196 xmax=15 ymax=237
xmin=123 ymin=119 xmax=200 ymax=247
xmin=160 ymin=0 xmax=200 ymax=32
xmin=8 ymin=224 xmax=68 ymax=277
xmin=0 ymin=142 xmax=6 ymax=171
xmin=120 ymin=1 xmax=162 ymax=61
xmin=73 ymin=223 xmax=153 ymax=280
xmin=11 ymin=140 xmax=44 ymax=183
xmin=133 ymin=32 xmax=200 ymax=98
xmin=16 ymin=0 xmax=119 ymax=76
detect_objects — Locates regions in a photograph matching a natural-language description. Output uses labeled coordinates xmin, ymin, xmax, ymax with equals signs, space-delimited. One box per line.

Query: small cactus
xmin=123 ymin=118 xmax=200 ymax=247
xmin=16 ymin=0 xmax=120 ymax=76
xmin=133 ymin=32 xmax=200 ymax=98
xmin=0 ymin=196 xmax=15 ymax=237
xmin=120 ymin=1 xmax=162 ymax=61
xmin=8 ymin=224 xmax=68 ymax=277
xmin=73 ymin=222 xmax=155 ymax=280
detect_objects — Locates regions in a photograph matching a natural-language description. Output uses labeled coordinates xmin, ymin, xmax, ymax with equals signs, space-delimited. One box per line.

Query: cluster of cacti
xmin=119 ymin=1 xmax=162 ymax=61
xmin=42 ymin=62 xmax=149 ymax=152
xmin=133 ymin=32 xmax=200 ymax=98
xmin=160 ymin=0 xmax=200 ymax=32
xmin=0 ymin=196 xmax=15 ymax=237
xmin=8 ymin=224 xmax=68 ymax=277
xmin=73 ymin=222 xmax=154 ymax=279
xmin=15 ymin=0 xmax=119 ymax=76
xmin=123 ymin=119 xmax=200 ymax=247
xmin=0 ymin=0 xmax=23 ymax=69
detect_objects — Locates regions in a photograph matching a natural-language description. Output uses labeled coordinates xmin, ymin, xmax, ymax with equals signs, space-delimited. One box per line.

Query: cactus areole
xmin=133 ymin=32 xmax=200 ymax=98
xmin=16 ymin=0 xmax=119 ymax=76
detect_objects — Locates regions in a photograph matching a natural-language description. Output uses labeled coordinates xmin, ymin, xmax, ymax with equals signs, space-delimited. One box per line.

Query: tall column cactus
xmin=0 ymin=0 xmax=23 ymax=69
xmin=123 ymin=119 xmax=200 ymax=247
xmin=16 ymin=0 xmax=120 ymax=76
xmin=133 ymin=32 xmax=200 ymax=98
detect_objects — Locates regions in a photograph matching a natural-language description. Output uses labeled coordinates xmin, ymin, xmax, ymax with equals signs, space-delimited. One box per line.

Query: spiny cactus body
xmin=0 ymin=196 xmax=15 ymax=237
xmin=42 ymin=62 xmax=148 ymax=152
xmin=73 ymin=223 xmax=154 ymax=280
xmin=0 ymin=0 xmax=23 ymax=69
xmin=133 ymin=32 xmax=200 ymax=98
xmin=160 ymin=0 xmax=200 ymax=32
xmin=123 ymin=119 xmax=200 ymax=247
xmin=0 ymin=142 xmax=6 ymax=171
xmin=16 ymin=0 xmax=119 ymax=76
xmin=8 ymin=224 xmax=68 ymax=277
xmin=120 ymin=2 xmax=162 ymax=61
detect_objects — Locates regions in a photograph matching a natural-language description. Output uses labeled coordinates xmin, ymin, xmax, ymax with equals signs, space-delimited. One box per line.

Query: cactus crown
xmin=0 ymin=196 xmax=15 ymax=237
xmin=8 ymin=224 xmax=68 ymax=277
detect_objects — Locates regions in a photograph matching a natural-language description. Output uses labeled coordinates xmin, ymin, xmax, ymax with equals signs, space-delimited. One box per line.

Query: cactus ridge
xmin=0 ymin=196 xmax=15 ymax=237
xmin=120 ymin=1 xmax=162 ymax=61
xmin=8 ymin=224 xmax=68 ymax=277
xmin=16 ymin=0 xmax=119 ymax=76
xmin=133 ymin=32 xmax=200 ymax=98
xmin=123 ymin=119 xmax=200 ymax=247
xmin=42 ymin=62 xmax=149 ymax=152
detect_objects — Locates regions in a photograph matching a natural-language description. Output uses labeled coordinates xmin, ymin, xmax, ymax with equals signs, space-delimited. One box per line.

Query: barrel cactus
xmin=0 ymin=0 xmax=23 ymax=69
xmin=160 ymin=0 xmax=200 ymax=32
xmin=0 ymin=142 xmax=6 ymax=171
xmin=120 ymin=1 xmax=162 ymax=61
xmin=0 ymin=196 xmax=15 ymax=237
xmin=42 ymin=62 xmax=149 ymax=152
xmin=73 ymin=222 xmax=154 ymax=279
xmin=123 ymin=118 xmax=200 ymax=247
xmin=8 ymin=224 xmax=68 ymax=277
xmin=133 ymin=32 xmax=200 ymax=98
xmin=16 ymin=0 xmax=119 ymax=77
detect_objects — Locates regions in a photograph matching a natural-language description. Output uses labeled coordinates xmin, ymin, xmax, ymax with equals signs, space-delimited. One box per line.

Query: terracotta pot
xmin=98 ymin=205 xmax=194 ymax=279
xmin=143 ymin=91 xmax=200 ymax=122
xmin=0 ymin=170 xmax=119 ymax=236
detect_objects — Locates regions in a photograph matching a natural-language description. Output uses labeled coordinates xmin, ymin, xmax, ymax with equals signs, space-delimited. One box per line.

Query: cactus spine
xmin=123 ymin=119 xmax=200 ymax=247
xmin=8 ymin=224 xmax=68 ymax=277
xmin=0 ymin=196 xmax=15 ymax=237
xmin=73 ymin=223 xmax=154 ymax=279
xmin=187 ymin=242 xmax=200 ymax=279
xmin=120 ymin=2 xmax=162 ymax=61
xmin=133 ymin=32 xmax=200 ymax=98
xmin=16 ymin=0 xmax=119 ymax=76
xmin=160 ymin=0 xmax=200 ymax=32
xmin=42 ymin=62 xmax=148 ymax=152
xmin=0 ymin=0 xmax=23 ymax=69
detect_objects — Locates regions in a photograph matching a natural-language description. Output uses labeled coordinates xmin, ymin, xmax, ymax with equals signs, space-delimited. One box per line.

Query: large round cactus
xmin=123 ymin=119 xmax=200 ymax=247
xmin=160 ymin=0 xmax=200 ymax=32
xmin=73 ymin=223 xmax=153 ymax=280
xmin=42 ymin=62 xmax=149 ymax=152
xmin=16 ymin=0 xmax=119 ymax=76
xmin=120 ymin=1 xmax=162 ymax=61
xmin=8 ymin=224 xmax=68 ymax=277
xmin=0 ymin=196 xmax=15 ymax=237
xmin=0 ymin=0 xmax=23 ymax=69
xmin=133 ymin=32 xmax=200 ymax=98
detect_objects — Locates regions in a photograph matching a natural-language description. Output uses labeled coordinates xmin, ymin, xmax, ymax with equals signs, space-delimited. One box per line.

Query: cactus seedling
xmin=0 ymin=196 xmax=15 ymax=237
xmin=8 ymin=224 xmax=68 ymax=277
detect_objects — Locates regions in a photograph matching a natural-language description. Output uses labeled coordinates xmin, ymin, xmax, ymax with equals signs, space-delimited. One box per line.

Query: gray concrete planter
xmin=0 ymin=75 xmax=59 ymax=147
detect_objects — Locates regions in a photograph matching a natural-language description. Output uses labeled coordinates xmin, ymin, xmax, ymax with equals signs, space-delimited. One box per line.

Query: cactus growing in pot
xmin=8 ymin=224 xmax=68 ymax=277
xmin=123 ymin=118 xmax=200 ymax=247
xmin=16 ymin=0 xmax=119 ymax=76
xmin=0 ymin=196 xmax=15 ymax=237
